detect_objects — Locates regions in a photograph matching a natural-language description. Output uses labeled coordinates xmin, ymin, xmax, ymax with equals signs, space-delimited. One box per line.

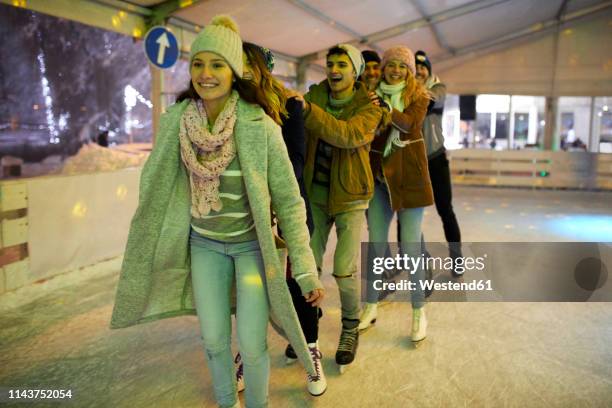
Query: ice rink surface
xmin=1 ymin=186 xmax=611 ymax=407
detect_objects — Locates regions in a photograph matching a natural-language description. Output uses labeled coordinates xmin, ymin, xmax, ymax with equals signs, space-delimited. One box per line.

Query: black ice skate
xmin=284 ymin=343 xmax=298 ymax=365
xmin=336 ymin=318 xmax=359 ymax=373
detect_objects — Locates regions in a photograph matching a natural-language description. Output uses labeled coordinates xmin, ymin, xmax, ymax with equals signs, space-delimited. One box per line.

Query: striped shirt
xmin=312 ymin=94 xmax=355 ymax=187
xmin=313 ymin=140 xmax=333 ymax=186
xmin=191 ymin=157 xmax=257 ymax=242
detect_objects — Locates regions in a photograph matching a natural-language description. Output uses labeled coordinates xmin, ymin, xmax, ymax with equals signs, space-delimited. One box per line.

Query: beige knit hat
xmin=189 ymin=15 xmax=243 ymax=78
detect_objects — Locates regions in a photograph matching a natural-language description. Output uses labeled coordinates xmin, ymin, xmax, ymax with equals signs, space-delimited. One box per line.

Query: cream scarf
xmin=179 ymin=91 xmax=239 ymax=217
xmin=376 ymin=81 xmax=408 ymax=157
xmin=377 ymin=81 xmax=406 ymax=112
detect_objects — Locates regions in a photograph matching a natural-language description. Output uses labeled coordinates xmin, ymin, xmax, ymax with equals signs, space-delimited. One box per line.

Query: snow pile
xmin=61 ymin=143 xmax=148 ymax=175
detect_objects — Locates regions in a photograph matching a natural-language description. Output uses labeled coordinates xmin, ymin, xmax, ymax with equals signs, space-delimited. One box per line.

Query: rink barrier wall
xmin=448 ymin=150 xmax=612 ymax=190
xmin=0 ymin=150 xmax=610 ymax=295
xmin=0 ymin=167 xmax=141 ymax=295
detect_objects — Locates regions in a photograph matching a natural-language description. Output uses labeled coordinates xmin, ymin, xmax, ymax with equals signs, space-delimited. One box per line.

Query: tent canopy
xmin=124 ymin=0 xmax=608 ymax=66
xmin=11 ymin=0 xmax=611 ymax=94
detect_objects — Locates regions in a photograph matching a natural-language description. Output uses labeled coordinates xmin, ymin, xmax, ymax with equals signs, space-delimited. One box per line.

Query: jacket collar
xmin=233 ymin=97 xmax=267 ymax=165
xmin=308 ymin=79 xmax=370 ymax=109
xmin=236 ymin=97 xmax=265 ymax=122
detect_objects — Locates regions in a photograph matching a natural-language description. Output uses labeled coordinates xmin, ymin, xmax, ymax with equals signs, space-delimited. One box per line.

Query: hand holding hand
xmin=369 ymin=91 xmax=380 ymax=107
xmin=304 ymin=288 xmax=325 ymax=307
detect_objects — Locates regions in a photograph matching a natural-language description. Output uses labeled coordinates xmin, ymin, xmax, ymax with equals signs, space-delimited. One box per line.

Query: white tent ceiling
xmin=121 ymin=0 xmax=610 ymax=70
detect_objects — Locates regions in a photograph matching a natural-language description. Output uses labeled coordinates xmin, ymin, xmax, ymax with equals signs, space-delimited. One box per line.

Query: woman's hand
xmin=369 ymin=91 xmax=380 ymax=106
xmin=370 ymin=91 xmax=391 ymax=111
xmin=304 ymin=288 xmax=325 ymax=307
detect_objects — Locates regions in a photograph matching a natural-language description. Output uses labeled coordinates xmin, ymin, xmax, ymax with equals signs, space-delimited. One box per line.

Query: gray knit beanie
xmin=337 ymin=44 xmax=365 ymax=78
xmin=189 ymin=15 xmax=243 ymax=78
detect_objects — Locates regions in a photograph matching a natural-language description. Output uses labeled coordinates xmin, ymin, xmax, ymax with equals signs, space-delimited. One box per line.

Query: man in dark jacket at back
xmin=415 ymin=50 xmax=463 ymax=276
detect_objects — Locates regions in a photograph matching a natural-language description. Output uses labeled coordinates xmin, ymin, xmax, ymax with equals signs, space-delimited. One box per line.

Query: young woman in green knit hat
xmin=111 ymin=15 xmax=324 ymax=408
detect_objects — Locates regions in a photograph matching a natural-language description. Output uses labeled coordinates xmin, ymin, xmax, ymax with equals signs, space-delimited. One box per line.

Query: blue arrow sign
xmin=144 ymin=26 xmax=179 ymax=69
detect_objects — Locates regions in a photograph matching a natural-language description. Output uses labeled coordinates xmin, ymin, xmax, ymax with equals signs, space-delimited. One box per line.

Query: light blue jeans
xmin=366 ymin=181 xmax=426 ymax=309
xmin=190 ymin=230 xmax=270 ymax=408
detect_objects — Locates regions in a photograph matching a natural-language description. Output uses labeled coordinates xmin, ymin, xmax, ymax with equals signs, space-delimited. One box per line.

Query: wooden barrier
xmin=448 ymin=150 xmax=612 ymax=190
xmin=0 ymin=181 xmax=29 ymax=294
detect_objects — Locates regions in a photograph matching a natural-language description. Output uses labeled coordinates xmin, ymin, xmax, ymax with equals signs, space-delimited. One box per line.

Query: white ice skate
xmin=358 ymin=302 xmax=378 ymax=331
xmin=411 ymin=306 xmax=427 ymax=347
xmin=307 ymin=342 xmax=327 ymax=396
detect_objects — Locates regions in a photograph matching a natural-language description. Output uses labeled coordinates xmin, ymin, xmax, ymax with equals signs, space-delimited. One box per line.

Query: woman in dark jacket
xmin=235 ymin=42 xmax=326 ymax=397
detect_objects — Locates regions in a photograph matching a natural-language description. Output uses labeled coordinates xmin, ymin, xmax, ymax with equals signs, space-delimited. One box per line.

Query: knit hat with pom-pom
xmin=189 ymin=15 xmax=243 ymax=78
xmin=381 ymin=46 xmax=415 ymax=77
xmin=415 ymin=50 xmax=432 ymax=75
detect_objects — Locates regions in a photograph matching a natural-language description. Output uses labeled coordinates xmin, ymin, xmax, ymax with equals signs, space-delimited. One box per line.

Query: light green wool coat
xmin=110 ymin=98 xmax=322 ymax=376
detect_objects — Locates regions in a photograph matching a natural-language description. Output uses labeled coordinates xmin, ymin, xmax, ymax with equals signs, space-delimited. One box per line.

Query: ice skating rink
xmin=1 ymin=186 xmax=611 ymax=407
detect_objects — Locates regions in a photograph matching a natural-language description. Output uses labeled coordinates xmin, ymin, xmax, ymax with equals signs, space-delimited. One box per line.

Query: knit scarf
xmin=376 ymin=81 xmax=406 ymax=112
xmin=179 ymin=91 xmax=239 ymax=217
xmin=376 ymin=81 xmax=406 ymax=157
xmin=326 ymin=92 xmax=355 ymax=118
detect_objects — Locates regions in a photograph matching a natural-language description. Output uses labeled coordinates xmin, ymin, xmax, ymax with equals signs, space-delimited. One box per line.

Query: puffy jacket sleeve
xmin=303 ymin=102 xmax=383 ymax=149
xmin=267 ymin=122 xmax=323 ymax=295
xmin=390 ymin=94 xmax=429 ymax=142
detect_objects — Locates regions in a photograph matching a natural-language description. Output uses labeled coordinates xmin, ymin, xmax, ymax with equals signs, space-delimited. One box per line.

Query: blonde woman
xmin=359 ymin=46 xmax=434 ymax=346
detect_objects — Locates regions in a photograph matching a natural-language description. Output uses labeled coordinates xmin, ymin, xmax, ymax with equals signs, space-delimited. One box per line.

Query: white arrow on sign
xmin=156 ymin=32 xmax=170 ymax=65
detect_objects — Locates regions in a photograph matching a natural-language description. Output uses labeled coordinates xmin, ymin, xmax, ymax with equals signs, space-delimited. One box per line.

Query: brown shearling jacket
xmin=370 ymin=92 xmax=434 ymax=210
